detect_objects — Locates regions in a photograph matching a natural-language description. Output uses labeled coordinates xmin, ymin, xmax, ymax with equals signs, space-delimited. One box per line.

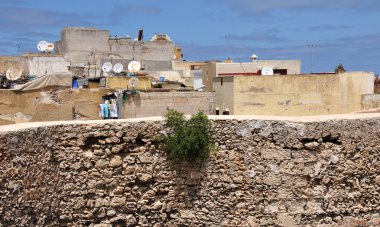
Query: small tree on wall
xmin=162 ymin=109 xmax=212 ymax=165
xmin=335 ymin=64 xmax=346 ymax=73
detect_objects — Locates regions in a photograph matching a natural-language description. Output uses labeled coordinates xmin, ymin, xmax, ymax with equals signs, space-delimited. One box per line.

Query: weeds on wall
xmin=162 ymin=109 xmax=212 ymax=165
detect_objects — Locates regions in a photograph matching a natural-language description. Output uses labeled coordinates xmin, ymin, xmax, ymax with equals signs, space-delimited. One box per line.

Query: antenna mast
xmin=224 ymin=35 xmax=246 ymax=73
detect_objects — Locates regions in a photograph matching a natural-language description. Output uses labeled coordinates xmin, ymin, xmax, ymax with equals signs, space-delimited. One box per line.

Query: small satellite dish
xmin=113 ymin=63 xmax=124 ymax=73
xmin=129 ymin=77 xmax=139 ymax=88
xmin=128 ymin=61 xmax=141 ymax=73
xmin=37 ymin=41 xmax=48 ymax=52
xmin=261 ymin=67 xmax=274 ymax=76
xmin=102 ymin=62 xmax=113 ymax=73
xmin=46 ymin=43 xmax=55 ymax=52
xmin=6 ymin=67 xmax=23 ymax=81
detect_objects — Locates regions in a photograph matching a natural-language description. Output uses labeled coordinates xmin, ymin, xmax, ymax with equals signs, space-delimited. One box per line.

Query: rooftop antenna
xmin=306 ymin=43 xmax=316 ymax=73
xmin=224 ymin=35 xmax=246 ymax=72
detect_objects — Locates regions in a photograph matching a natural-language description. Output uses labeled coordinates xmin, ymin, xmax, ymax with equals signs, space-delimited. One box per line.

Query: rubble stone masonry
xmin=0 ymin=115 xmax=380 ymax=226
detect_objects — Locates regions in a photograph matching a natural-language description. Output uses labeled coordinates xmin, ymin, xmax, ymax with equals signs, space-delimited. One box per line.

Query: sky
xmin=0 ymin=0 xmax=380 ymax=74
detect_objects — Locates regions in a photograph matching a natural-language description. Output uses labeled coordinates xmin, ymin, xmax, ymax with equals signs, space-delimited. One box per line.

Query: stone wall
xmin=0 ymin=114 xmax=380 ymax=226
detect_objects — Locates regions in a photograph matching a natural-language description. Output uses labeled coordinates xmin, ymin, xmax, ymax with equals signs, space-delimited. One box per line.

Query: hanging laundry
xmin=109 ymin=99 xmax=118 ymax=118
xmin=99 ymin=101 xmax=110 ymax=119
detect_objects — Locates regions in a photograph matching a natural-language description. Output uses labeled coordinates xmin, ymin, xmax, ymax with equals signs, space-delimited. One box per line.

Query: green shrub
xmin=163 ymin=109 xmax=212 ymax=165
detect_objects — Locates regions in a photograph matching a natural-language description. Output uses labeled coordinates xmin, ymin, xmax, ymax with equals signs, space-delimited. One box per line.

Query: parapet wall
xmin=1 ymin=114 xmax=380 ymax=226
xmin=0 ymin=89 xmax=214 ymax=125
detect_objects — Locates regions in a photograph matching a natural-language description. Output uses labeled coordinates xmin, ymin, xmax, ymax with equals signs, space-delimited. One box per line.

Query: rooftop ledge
xmin=1 ymin=113 xmax=380 ymax=133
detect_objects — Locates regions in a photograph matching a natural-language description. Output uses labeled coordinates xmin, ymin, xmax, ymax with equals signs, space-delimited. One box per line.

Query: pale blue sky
xmin=1 ymin=0 xmax=380 ymax=73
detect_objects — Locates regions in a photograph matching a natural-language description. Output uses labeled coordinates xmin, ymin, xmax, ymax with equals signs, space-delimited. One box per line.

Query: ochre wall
xmin=0 ymin=88 xmax=214 ymax=125
xmin=203 ymin=60 xmax=301 ymax=92
xmin=106 ymin=77 xmax=152 ymax=90
xmin=1 ymin=115 xmax=380 ymax=226
xmin=214 ymin=72 xmax=374 ymax=116
xmin=0 ymin=56 xmax=26 ymax=74
xmin=202 ymin=62 xmax=217 ymax=92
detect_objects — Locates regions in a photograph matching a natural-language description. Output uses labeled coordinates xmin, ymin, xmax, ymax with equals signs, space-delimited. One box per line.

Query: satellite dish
xmin=46 ymin=43 xmax=55 ymax=52
xmin=37 ymin=41 xmax=48 ymax=52
xmin=102 ymin=62 xmax=113 ymax=73
xmin=128 ymin=61 xmax=141 ymax=73
xmin=6 ymin=67 xmax=23 ymax=81
xmin=113 ymin=63 xmax=124 ymax=73
xmin=261 ymin=67 xmax=274 ymax=76
xmin=129 ymin=77 xmax=139 ymax=88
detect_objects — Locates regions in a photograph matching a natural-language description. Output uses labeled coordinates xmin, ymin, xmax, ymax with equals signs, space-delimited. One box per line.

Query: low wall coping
xmin=1 ymin=113 xmax=380 ymax=133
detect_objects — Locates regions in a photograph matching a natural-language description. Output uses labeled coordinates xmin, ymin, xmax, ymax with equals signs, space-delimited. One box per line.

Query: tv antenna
xmin=306 ymin=43 xmax=316 ymax=73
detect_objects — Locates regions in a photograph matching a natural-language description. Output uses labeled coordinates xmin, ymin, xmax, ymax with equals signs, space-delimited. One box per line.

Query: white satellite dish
xmin=6 ymin=67 xmax=23 ymax=81
xmin=102 ymin=62 xmax=113 ymax=73
xmin=129 ymin=77 xmax=139 ymax=88
xmin=37 ymin=41 xmax=48 ymax=52
xmin=46 ymin=43 xmax=55 ymax=52
xmin=261 ymin=67 xmax=274 ymax=76
xmin=128 ymin=61 xmax=141 ymax=73
xmin=113 ymin=63 xmax=124 ymax=73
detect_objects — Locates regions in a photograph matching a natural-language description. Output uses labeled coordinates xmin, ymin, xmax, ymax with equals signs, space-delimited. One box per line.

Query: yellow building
xmin=213 ymin=72 xmax=375 ymax=116
xmin=106 ymin=76 xmax=152 ymax=90
xmin=203 ymin=60 xmax=301 ymax=92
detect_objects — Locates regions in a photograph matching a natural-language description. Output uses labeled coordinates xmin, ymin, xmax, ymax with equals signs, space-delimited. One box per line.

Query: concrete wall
xmin=56 ymin=27 xmax=176 ymax=72
xmin=56 ymin=27 xmax=110 ymax=64
xmin=362 ymin=94 xmax=380 ymax=110
xmin=1 ymin=115 xmax=380 ymax=226
xmin=0 ymin=55 xmax=71 ymax=77
xmin=214 ymin=72 xmax=375 ymax=116
xmin=0 ymin=88 xmax=214 ymax=125
xmin=123 ymin=92 xmax=214 ymax=118
xmin=216 ymin=60 xmax=301 ymax=75
xmin=109 ymin=40 xmax=175 ymax=62
xmin=202 ymin=62 xmax=217 ymax=92
xmin=213 ymin=76 xmax=234 ymax=113
xmin=26 ymin=56 xmax=70 ymax=76
xmin=203 ymin=60 xmax=301 ymax=92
